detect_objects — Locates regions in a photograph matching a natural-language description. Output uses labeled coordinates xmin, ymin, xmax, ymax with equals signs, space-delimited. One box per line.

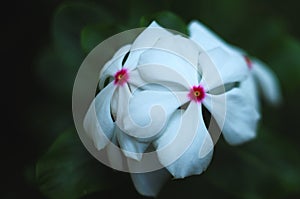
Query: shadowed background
xmin=3 ymin=0 xmax=300 ymax=198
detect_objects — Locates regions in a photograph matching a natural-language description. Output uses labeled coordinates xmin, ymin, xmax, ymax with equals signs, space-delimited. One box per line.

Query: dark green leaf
xmin=203 ymin=127 xmax=300 ymax=199
xmin=269 ymin=36 xmax=300 ymax=92
xmin=80 ymin=24 xmax=118 ymax=54
xmin=53 ymin=2 xmax=114 ymax=67
xmin=35 ymin=46 xmax=75 ymax=98
xmin=36 ymin=129 xmax=112 ymax=199
xmin=36 ymin=2 xmax=115 ymax=99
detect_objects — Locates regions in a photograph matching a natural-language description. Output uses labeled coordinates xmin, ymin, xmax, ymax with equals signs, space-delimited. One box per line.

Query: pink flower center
xmin=244 ymin=55 xmax=253 ymax=69
xmin=188 ymin=85 xmax=206 ymax=103
xmin=114 ymin=68 xmax=129 ymax=86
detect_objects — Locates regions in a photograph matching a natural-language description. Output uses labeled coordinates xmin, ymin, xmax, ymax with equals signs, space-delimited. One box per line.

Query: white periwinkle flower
xmin=84 ymin=21 xmax=174 ymax=153
xmin=83 ymin=20 xmax=281 ymax=197
xmin=188 ymin=20 xmax=282 ymax=109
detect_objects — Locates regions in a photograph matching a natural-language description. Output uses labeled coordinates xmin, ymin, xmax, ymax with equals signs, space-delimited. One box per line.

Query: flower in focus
xmin=135 ymin=32 xmax=259 ymax=180
xmin=84 ymin=21 xmax=174 ymax=152
xmin=83 ymin=20 xmax=280 ymax=197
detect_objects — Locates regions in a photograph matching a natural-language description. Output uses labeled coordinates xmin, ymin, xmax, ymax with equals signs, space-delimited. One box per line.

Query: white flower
xmin=83 ymin=21 xmax=174 ymax=153
xmin=83 ymin=20 xmax=274 ymax=197
xmin=135 ymin=31 xmax=259 ymax=179
xmin=83 ymin=22 xmax=201 ymax=196
xmin=188 ymin=20 xmax=282 ymax=109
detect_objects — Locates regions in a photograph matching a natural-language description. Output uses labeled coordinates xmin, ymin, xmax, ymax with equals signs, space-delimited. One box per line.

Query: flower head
xmin=82 ymin=20 xmax=281 ymax=197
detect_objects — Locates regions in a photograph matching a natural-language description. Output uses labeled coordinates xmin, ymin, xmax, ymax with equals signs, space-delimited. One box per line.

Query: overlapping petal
xmin=137 ymin=48 xmax=198 ymax=89
xmin=188 ymin=20 xmax=241 ymax=56
xmin=189 ymin=20 xmax=281 ymax=106
xmin=99 ymin=45 xmax=131 ymax=88
xmin=199 ymin=48 xmax=248 ymax=91
xmin=136 ymin=64 xmax=191 ymax=91
xmin=203 ymin=88 xmax=260 ymax=145
xmin=116 ymin=85 xmax=185 ymax=140
xmin=153 ymin=103 xmax=214 ymax=178
xmin=83 ymin=83 xmax=116 ymax=150
xmin=116 ymin=126 xmax=150 ymax=161
xmin=130 ymin=21 xmax=173 ymax=52
xmin=100 ymin=21 xmax=174 ymax=87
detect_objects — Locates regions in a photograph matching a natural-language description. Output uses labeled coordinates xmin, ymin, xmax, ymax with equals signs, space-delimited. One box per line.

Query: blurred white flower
xmin=188 ymin=20 xmax=282 ymax=109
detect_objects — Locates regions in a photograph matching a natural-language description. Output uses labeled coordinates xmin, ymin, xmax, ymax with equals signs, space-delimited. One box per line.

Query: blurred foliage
xmin=13 ymin=0 xmax=300 ymax=199
xmin=36 ymin=129 xmax=111 ymax=199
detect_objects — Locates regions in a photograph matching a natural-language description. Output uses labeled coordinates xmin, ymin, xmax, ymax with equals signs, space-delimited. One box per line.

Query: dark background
xmin=2 ymin=0 xmax=300 ymax=198
xmin=2 ymin=1 xmax=62 ymax=198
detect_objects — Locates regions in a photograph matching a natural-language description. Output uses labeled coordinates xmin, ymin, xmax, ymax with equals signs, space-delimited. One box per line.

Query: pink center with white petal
xmin=244 ymin=55 xmax=253 ymax=70
xmin=114 ymin=68 xmax=129 ymax=86
xmin=188 ymin=85 xmax=206 ymax=103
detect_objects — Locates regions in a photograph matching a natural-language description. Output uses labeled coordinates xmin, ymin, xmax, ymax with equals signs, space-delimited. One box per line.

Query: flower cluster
xmin=83 ymin=21 xmax=281 ymax=196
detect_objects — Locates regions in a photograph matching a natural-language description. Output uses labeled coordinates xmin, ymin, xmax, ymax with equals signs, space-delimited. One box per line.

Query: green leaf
xmin=36 ymin=129 xmax=112 ymax=199
xmin=53 ymin=2 xmax=114 ymax=67
xmin=140 ymin=11 xmax=187 ymax=35
xmin=269 ymin=36 xmax=300 ymax=92
xmin=35 ymin=46 xmax=75 ymax=98
xmin=36 ymin=2 xmax=115 ymax=99
xmin=202 ymin=127 xmax=300 ymax=199
xmin=80 ymin=24 xmax=118 ymax=54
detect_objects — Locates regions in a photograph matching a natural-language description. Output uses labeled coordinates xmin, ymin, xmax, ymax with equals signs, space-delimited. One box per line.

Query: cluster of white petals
xmin=83 ymin=21 xmax=281 ymax=196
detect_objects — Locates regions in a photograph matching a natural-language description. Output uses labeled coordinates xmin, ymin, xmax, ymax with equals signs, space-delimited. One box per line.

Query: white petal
xmin=116 ymin=127 xmax=150 ymax=161
xmin=105 ymin=132 xmax=126 ymax=170
xmin=203 ymin=88 xmax=260 ymax=145
xmin=152 ymin=35 xmax=200 ymax=70
xmin=112 ymin=44 xmax=132 ymax=59
xmin=252 ymin=59 xmax=282 ymax=105
xmin=199 ymin=48 xmax=248 ymax=90
xmin=116 ymin=86 xmax=185 ymax=140
xmin=110 ymin=89 xmax=119 ymax=119
xmin=122 ymin=49 xmax=142 ymax=71
xmin=153 ymin=110 xmax=182 ymax=149
xmin=126 ymin=69 xmax=147 ymax=92
xmin=100 ymin=45 xmax=131 ymax=79
xmin=188 ymin=20 xmax=241 ymax=56
xmin=119 ymin=21 xmax=175 ymax=71
xmin=99 ymin=45 xmax=131 ymax=86
xmin=83 ymin=83 xmax=116 ymax=150
xmin=130 ymin=21 xmax=173 ymax=52
xmin=240 ymin=74 xmax=259 ymax=109
xmin=137 ymin=48 xmax=198 ymax=89
xmin=140 ymin=35 xmax=200 ymax=84
xmin=130 ymin=168 xmax=171 ymax=197
xmin=136 ymin=64 xmax=191 ymax=91
xmin=154 ymin=103 xmax=214 ymax=178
